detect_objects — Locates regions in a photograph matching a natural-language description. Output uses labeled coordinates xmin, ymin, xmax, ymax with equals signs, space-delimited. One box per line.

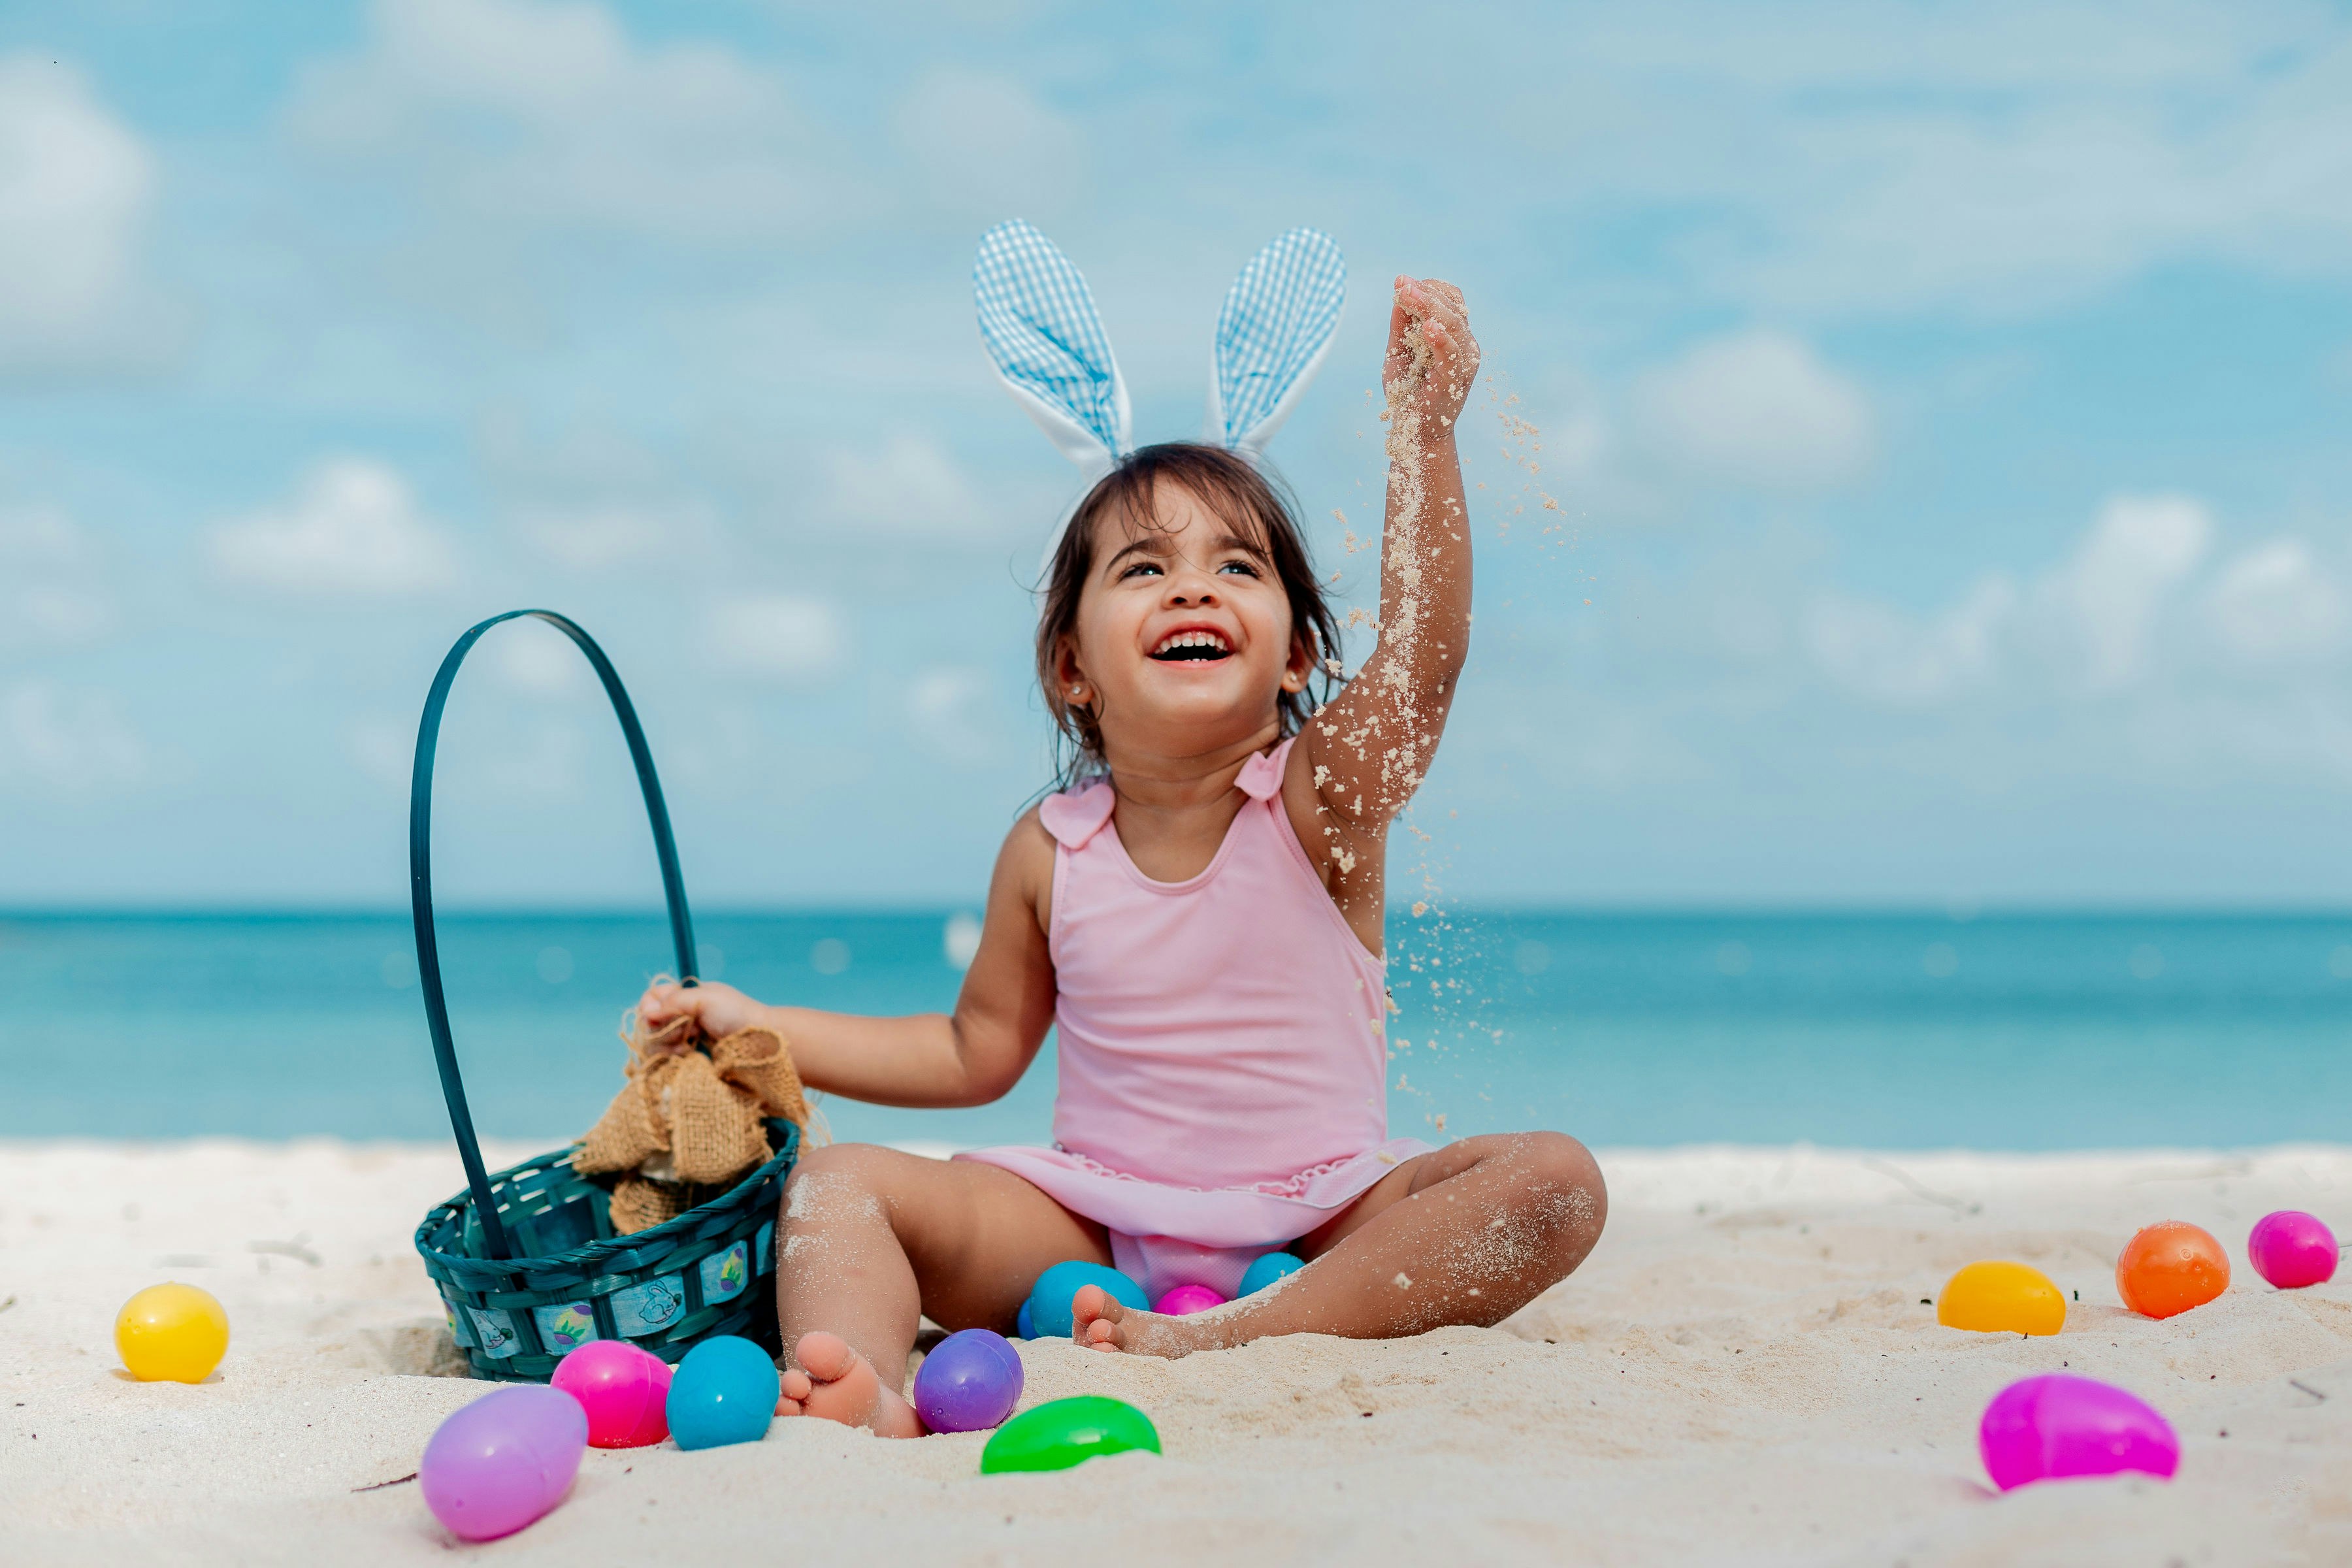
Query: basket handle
xmin=409 ymin=610 xmax=698 ymax=1261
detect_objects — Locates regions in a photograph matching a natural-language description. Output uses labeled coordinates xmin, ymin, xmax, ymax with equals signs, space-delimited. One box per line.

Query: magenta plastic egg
xmin=551 ymin=1339 xmax=673 ymax=1448
xmin=1152 ymin=1284 xmax=1226 ymax=1316
xmin=419 ymin=1385 xmax=587 ymax=1541
xmin=2248 ymin=1211 xmax=2338 ymax=1290
xmin=1978 ymin=1373 xmax=2179 ymax=1493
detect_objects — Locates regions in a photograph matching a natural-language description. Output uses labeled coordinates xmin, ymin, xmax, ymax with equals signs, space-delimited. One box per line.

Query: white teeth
xmin=1152 ymin=630 xmax=1230 ymax=655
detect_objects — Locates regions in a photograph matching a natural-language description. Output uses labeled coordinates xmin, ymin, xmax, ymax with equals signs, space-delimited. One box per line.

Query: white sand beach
xmin=4 ymin=1139 xmax=2349 ymax=1565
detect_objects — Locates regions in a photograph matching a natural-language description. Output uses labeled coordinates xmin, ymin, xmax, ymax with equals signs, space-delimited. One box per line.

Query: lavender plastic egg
xmin=1978 ymin=1373 xmax=2179 ymax=1492
xmin=419 ymin=1384 xmax=588 ymax=1541
xmin=911 ymin=1328 xmax=1024 ymax=1434
xmin=2248 ymin=1211 xmax=2338 ymax=1290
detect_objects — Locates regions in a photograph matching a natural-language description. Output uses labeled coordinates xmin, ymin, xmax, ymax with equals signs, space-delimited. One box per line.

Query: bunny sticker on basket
xmin=571 ymin=1008 xmax=817 ymax=1234
xmin=973 ymin=218 xmax=1347 ymax=559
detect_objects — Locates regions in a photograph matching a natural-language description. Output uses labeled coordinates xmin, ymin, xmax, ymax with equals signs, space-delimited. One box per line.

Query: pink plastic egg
xmin=2247 ymin=1211 xmax=2338 ymax=1290
xmin=1153 ymin=1284 xmax=1226 ymax=1316
xmin=551 ymin=1339 xmax=673 ymax=1448
xmin=419 ymin=1385 xmax=587 ymax=1541
xmin=1978 ymin=1373 xmax=2178 ymax=1493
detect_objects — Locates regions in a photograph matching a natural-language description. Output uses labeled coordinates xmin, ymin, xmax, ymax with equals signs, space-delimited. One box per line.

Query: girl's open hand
xmin=1384 ymin=276 xmax=1480 ymax=430
xmin=634 ymin=977 xmax=772 ymax=1043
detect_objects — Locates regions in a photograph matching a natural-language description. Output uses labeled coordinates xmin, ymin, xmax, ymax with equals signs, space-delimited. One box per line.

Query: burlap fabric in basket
xmin=574 ymin=1012 xmax=815 ymax=1233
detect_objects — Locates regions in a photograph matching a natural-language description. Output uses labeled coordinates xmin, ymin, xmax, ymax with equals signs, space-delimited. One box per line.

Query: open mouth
xmin=1150 ymin=630 xmax=1232 ymax=662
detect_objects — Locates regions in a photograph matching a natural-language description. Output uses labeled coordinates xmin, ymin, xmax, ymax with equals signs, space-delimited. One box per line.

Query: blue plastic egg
xmin=1238 ymin=1251 xmax=1305 ymax=1297
xmin=1024 ymin=1261 xmax=1148 ymax=1339
xmin=1015 ymin=1299 xmax=1036 ymax=1340
xmin=665 ymin=1335 xmax=779 ymax=1451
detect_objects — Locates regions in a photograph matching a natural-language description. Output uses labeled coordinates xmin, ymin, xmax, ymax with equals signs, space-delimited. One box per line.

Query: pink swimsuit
xmin=958 ymin=738 xmax=1430 ymax=1299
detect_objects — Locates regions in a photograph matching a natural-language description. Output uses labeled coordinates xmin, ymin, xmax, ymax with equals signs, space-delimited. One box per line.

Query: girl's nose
xmin=1164 ymin=567 xmax=1220 ymax=606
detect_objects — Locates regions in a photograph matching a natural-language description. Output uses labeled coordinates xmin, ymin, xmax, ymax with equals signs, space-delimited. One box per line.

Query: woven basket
xmin=406 ymin=609 xmax=799 ymax=1382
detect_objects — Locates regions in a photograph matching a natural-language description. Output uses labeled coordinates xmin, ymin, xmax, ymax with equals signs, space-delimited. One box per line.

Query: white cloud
xmin=907 ymin=666 xmax=998 ymax=762
xmin=2033 ymin=494 xmax=2211 ymax=689
xmin=1630 ymin=330 xmax=1873 ymax=491
xmin=1806 ymin=492 xmax=2217 ymax=704
xmin=290 ymin=0 xmax=833 ymax=241
xmin=1805 ymin=576 xmax=2017 ymax=706
xmin=1 ymin=680 xmax=144 ymax=790
xmin=2208 ymin=539 xmax=2349 ymax=665
xmin=893 ymin=68 xmax=1086 ymax=216
xmin=0 ymin=506 xmax=113 ymax=645
xmin=706 ymin=595 xmax=846 ymax=682
xmin=825 ymin=431 xmax=996 ymax=538
xmin=0 ymin=56 xmax=173 ymax=375
xmin=207 ymin=457 xmax=459 ymax=598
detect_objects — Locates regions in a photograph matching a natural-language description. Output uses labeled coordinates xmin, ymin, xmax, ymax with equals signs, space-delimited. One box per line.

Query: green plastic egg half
xmin=979 ymin=1396 xmax=1161 ymax=1474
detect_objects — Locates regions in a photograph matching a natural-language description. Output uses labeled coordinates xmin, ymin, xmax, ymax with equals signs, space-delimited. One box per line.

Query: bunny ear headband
xmin=973 ymin=218 xmax=1346 ymax=532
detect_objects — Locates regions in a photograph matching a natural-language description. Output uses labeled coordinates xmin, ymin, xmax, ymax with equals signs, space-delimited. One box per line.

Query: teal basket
xmin=407 ymin=610 xmax=798 ymax=1382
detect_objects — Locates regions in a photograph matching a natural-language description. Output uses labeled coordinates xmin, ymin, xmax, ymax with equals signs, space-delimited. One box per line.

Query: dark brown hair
xmin=1036 ymin=442 xmax=1343 ymax=787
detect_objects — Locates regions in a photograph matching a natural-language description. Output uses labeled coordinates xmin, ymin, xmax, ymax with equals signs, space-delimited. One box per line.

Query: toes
xmin=779 ymin=1368 xmax=813 ymax=1401
xmin=776 ymin=1394 xmax=805 ymax=1416
xmin=793 ymin=1331 xmax=859 ymax=1383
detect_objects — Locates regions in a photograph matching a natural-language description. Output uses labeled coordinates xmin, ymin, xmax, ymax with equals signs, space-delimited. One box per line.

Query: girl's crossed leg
xmin=1070 ymin=1132 xmax=1607 ymax=1356
xmin=770 ymin=1132 xmax=1607 ymax=1433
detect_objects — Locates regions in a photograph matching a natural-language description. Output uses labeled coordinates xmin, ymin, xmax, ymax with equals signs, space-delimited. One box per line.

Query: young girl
xmin=636 ymin=238 xmax=1605 ymax=1437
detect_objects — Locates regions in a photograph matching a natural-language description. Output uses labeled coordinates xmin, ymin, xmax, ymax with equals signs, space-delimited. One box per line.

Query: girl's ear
xmin=1054 ymin=632 xmax=1092 ymax=702
xmin=1282 ymin=629 xmax=1315 ymax=693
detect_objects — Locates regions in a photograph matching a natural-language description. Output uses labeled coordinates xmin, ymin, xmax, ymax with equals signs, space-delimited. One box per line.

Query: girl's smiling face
xmin=1058 ymin=478 xmax=1313 ymax=762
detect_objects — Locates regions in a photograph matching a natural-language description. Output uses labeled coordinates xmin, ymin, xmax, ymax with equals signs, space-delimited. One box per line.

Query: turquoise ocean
xmin=5 ymin=910 xmax=2349 ymax=1152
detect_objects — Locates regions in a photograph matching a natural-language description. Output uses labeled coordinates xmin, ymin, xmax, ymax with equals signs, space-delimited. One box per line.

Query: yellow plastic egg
xmin=116 ymin=1282 xmax=230 ymax=1383
xmin=1936 ymin=1260 xmax=2066 ymax=1337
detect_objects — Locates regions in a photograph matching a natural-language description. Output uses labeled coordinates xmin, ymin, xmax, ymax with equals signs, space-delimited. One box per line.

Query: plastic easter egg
xmin=419 ymin=1384 xmax=588 ymax=1541
xmin=1237 ymin=1252 xmax=1304 ymax=1297
xmin=2116 ymin=1221 xmax=2230 ymax=1319
xmin=1153 ymin=1284 xmax=1226 ymax=1316
xmin=1024 ymin=1261 xmax=1148 ymax=1339
xmin=912 ymin=1328 xmax=1024 ymax=1434
xmin=551 ymin=1339 xmax=673 ymax=1448
xmin=1978 ymin=1373 xmax=2179 ymax=1492
xmin=980 ymin=1395 xmax=1161 ymax=1474
xmin=666 ymin=1335 xmax=779 ymax=1450
xmin=115 ymin=1282 xmax=229 ymax=1384
xmin=1936 ymin=1261 xmax=2066 ymax=1337
xmin=1015 ymin=1299 xmax=1036 ymax=1340
xmin=2248 ymin=1211 xmax=2338 ymax=1290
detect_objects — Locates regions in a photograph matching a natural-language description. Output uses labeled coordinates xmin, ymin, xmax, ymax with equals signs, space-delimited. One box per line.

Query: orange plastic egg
xmin=1937 ymin=1261 xmax=2066 ymax=1336
xmin=2115 ymin=1221 xmax=2229 ymax=1319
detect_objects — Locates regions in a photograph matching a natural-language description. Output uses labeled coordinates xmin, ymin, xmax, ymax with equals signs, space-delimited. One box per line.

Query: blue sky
xmin=5 ymin=0 xmax=2352 ymax=908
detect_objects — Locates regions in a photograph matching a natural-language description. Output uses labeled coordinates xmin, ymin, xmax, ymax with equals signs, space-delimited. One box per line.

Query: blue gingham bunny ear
xmin=973 ymin=220 xmax=1131 ymax=479
xmin=1207 ymin=228 xmax=1347 ymax=457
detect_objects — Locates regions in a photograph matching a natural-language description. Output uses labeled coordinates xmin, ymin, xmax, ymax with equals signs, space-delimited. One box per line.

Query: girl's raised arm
xmin=634 ymin=813 xmax=1058 ymax=1107
xmin=1286 ymin=276 xmax=1480 ymax=892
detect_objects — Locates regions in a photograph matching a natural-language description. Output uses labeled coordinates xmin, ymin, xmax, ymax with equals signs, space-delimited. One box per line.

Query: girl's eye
xmin=1218 ymin=560 xmax=1260 ymax=577
xmin=1119 ymin=562 xmax=1164 ymax=580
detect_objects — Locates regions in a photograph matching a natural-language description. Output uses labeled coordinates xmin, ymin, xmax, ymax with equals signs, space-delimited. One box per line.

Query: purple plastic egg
xmin=1978 ymin=1373 xmax=2179 ymax=1493
xmin=1153 ymin=1284 xmax=1226 ymax=1316
xmin=419 ymin=1384 xmax=588 ymax=1541
xmin=911 ymin=1328 xmax=1024 ymax=1434
xmin=551 ymin=1339 xmax=672 ymax=1448
xmin=2248 ymin=1211 xmax=2338 ymax=1290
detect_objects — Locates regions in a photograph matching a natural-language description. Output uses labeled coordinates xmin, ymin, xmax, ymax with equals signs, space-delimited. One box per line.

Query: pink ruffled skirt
xmin=956 ymin=1138 xmax=1431 ymax=1299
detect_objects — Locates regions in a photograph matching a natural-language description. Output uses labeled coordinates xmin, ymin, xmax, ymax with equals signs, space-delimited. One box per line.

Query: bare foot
xmin=1071 ymin=1284 xmax=1231 ymax=1360
xmin=774 ymin=1331 xmax=924 ymax=1437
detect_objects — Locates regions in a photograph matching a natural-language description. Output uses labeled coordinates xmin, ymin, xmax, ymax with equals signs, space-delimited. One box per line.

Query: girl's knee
xmin=1506 ymin=1131 xmax=1608 ymax=1252
xmin=779 ymin=1142 xmax=895 ymax=1219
